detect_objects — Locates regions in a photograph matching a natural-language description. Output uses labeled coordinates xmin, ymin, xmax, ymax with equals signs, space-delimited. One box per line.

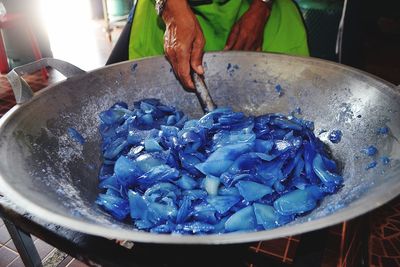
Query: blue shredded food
xmin=67 ymin=127 xmax=85 ymax=145
xmin=381 ymin=157 xmax=390 ymax=165
xmin=361 ymin=145 xmax=378 ymax=156
xmin=96 ymin=99 xmax=344 ymax=234
xmin=328 ymin=130 xmax=342 ymax=144
xmin=377 ymin=127 xmax=389 ymax=135
xmin=275 ymin=85 xmax=283 ymax=97
xmin=366 ymin=161 xmax=378 ymax=170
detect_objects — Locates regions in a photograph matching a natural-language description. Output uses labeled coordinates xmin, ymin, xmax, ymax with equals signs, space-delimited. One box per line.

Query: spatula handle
xmin=192 ymin=72 xmax=217 ymax=113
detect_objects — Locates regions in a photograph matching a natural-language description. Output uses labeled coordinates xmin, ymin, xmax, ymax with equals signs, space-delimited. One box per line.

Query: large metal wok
xmin=0 ymin=52 xmax=399 ymax=244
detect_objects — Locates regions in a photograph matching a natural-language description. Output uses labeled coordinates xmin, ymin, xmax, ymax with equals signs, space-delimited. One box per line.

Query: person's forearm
xmin=251 ymin=0 xmax=272 ymax=17
xmin=162 ymin=0 xmax=192 ymax=22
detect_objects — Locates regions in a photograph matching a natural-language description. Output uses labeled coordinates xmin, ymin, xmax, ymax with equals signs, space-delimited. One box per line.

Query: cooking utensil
xmin=192 ymin=72 xmax=217 ymax=112
xmin=0 ymin=52 xmax=399 ymax=244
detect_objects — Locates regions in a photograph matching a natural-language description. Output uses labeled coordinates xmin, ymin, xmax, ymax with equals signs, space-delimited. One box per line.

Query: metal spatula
xmin=192 ymin=72 xmax=217 ymax=113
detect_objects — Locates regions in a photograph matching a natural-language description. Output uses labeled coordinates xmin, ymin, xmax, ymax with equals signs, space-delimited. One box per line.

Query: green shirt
xmin=128 ymin=0 xmax=309 ymax=59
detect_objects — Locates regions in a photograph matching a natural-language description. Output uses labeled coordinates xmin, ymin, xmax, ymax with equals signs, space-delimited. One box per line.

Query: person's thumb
xmin=190 ymin=34 xmax=205 ymax=75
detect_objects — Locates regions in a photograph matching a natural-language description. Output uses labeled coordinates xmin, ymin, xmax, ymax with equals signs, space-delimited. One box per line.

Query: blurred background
xmin=0 ymin=0 xmax=399 ymax=266
xmin=0 ymin=0 xmax=132 ymax=71
xmin=0 ymin=0 xmax=399 ymax=82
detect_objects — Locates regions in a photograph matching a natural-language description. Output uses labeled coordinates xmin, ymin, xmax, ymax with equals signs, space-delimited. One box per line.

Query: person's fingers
xmin=165 ymin=46 xmax=175 ymax=62
xmin=244 ymin=39 xmax=255 ymax=51
xmin=253 ymin=37 xmax=263 ymax=51
xmin=190 ymin=32 xmax=205 ymax=75
xmin=244 ymin=38 xmax=261 ymax=51
xmin=224 ymin=24 xmax=240 ymax=50
xmin=176 ymin=46 xmax=195 ymax=90
xmin=164 ymin=32 xmax=193 ymax=89
xmin=164 ymin=45 xmax=179 ymax=77
xmin=232 ymin=33 xmax=246 ymax=50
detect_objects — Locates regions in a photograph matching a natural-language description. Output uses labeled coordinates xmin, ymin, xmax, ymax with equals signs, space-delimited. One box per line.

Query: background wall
xmin=2 ymin=0 xmax=53 ymax=67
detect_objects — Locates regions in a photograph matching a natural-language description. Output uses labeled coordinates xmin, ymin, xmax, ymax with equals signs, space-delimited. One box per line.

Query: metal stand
xmin=0 ymin=196 xmax=337 ymax=267
xmin=3 ymin=219 xmax=42 ymax=267
xmin=293 ymin=228 xmax=328 ymax=267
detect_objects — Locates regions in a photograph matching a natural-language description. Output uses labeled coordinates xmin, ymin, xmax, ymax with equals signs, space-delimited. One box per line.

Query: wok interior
xmin=0 ymin=52 xmax=399 ymax=241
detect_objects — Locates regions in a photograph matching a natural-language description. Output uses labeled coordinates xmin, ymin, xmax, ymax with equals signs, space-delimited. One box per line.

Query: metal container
xmin=0 ymin=52 xmax=399 ymax=244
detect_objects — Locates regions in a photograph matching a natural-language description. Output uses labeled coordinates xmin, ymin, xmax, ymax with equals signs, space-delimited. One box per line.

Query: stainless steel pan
xmin=0 ymin=52 xmax=399 ymax=244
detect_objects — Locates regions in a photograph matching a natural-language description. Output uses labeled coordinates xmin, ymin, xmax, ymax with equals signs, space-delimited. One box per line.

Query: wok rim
xmin=0 ymin=51 xmax=399 ymax=244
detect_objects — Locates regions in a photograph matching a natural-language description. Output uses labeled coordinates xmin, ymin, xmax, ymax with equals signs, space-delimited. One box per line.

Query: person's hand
xmin=224 ymin=0 xmax=271 ymax=51
xmin=162 ymin=0 xmax=205 ymax=90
